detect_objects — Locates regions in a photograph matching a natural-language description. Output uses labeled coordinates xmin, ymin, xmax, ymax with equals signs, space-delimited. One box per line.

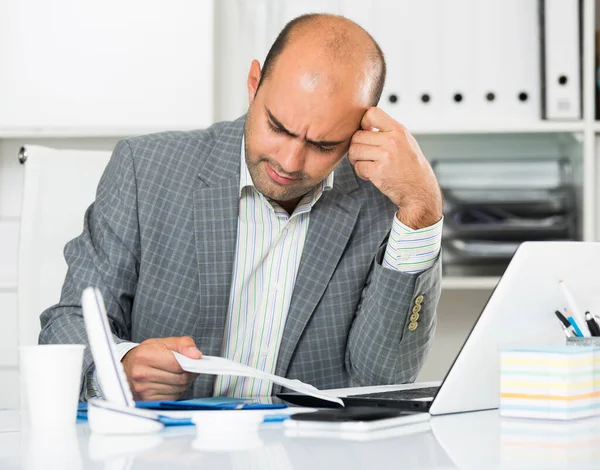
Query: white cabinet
xmin=0 ymin=0 xmax=214 ymax=133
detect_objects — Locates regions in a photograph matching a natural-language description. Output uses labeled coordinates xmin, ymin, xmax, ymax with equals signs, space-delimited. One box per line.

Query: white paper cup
xmin=19 ymin=344 xmax=85 ymax=428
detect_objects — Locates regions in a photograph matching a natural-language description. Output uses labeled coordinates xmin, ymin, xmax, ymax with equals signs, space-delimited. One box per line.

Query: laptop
xmin=278 ymin=241 xmax=600 ymax=415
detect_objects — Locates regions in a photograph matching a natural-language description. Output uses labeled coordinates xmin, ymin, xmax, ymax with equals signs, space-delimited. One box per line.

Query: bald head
xmin=257 ymin=14 xmax=386 ymax=107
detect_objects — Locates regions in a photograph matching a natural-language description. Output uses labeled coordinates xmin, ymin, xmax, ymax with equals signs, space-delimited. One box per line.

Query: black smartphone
xmin=285 ymin=407 xmax=430 ymax=433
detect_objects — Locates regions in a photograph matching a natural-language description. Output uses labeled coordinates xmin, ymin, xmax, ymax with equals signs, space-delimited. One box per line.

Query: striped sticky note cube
xmin=499 ymin=346 xmax=600 ymax=420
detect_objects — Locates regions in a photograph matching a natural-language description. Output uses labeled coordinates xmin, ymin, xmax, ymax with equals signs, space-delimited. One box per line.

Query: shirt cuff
xmin=84 ymin=341 xmax=140 ymax=401
xmin=382 ymin=215 xmax=443 ymax=274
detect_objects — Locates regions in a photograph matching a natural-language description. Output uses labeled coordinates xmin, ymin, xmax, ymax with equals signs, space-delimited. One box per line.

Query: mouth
xmin=265 ymin=163 xmax=301 ymax=185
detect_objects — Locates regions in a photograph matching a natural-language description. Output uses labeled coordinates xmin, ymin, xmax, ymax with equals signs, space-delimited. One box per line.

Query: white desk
xmin=1 ymin=407 xmax=599 ymax=469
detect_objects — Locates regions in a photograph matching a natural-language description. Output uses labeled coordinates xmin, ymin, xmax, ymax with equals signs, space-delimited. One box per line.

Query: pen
xmin=585 ymin=311 xmax=600 ymax=337
xmin=559 ymin=281 xmax=590 ymax=336
xmin=564 ymin=310 xmax=585 ymax=337
xmin=554 ymin=310 xmax=577 ymax=338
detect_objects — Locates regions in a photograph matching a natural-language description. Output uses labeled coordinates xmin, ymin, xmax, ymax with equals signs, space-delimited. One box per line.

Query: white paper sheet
xmin=173 ymin=353 xmax=344 ymax=407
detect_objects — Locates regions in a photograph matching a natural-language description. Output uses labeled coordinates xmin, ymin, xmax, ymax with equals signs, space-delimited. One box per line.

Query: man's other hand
xmin=348 ymin=107 xmax=443 ymax=229
xmin=121 ymin=336 xmax=202 ymax=401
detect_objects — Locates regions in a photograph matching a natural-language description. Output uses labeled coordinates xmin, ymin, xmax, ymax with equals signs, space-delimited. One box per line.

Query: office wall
xmin=1 ymin=0 xmax=592 ymax=406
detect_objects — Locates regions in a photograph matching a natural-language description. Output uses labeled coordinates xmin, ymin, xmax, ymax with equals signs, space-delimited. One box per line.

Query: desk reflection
xmin=23 ymin=410 xmax=595 ymax=470
xmin=82 ymin=418 xmax=454 ymax=470
xmin=5 ymin=408 xmax=600 ymax=470
xmin=431 ymin=410 xmax=600 ymax=470
xmin=500 ymin=415 xmax=600 ymax=467
xmin=21 ymin=424 xmax=84 ymax=470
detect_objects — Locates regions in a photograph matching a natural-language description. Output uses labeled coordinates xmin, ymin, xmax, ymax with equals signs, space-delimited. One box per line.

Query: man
xmin=40 ymin=13 xmax=443 ymax=401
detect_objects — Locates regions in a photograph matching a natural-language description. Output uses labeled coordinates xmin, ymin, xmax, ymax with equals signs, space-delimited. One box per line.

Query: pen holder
xmin=500 ymin=345 xmax=600 ymax=420
xmin=566 ymin=337 xmax=600 ymax=347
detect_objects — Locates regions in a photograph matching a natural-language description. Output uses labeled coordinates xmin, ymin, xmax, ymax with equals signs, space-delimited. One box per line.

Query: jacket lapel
xmin=192 ymin=117 xmax=244 ymax=396
xmin=275 ymin=158 xmax=360 ymax=379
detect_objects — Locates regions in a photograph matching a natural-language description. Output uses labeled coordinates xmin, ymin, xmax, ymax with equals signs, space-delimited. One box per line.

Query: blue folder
xmin=138 ymin=397 xmax=287 ymax=411
xmin=77 ymin=397 xmax=287 ymax=426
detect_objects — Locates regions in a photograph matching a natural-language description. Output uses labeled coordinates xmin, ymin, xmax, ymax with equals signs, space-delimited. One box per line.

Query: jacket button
xmin=408 ymin=321 xmax=418 ymax=331
xmin=415 ymin=295 xmax=424 ymax=305
xmin=410 ymin=312 xmax=420 ymax=322
xmin=412 ymin=304 xmax=421 ymax=315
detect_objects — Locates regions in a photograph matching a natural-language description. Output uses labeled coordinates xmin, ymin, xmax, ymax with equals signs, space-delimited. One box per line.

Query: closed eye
xmin=267 ymin=120 xmax=288 ymax=135
xmin=311 ymin=142 xmax=336 ymax=154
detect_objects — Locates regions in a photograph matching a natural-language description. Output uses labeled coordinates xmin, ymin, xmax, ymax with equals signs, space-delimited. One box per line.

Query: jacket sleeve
xmin=345 ymin=243 xmax=442 ymax=386
xmin=39 ymin=139 xmax=141 ymax=399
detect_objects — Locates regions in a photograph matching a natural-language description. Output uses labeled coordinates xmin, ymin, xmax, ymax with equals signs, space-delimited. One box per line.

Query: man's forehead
xmin=267 ymin=61 xmax=373 ymax=117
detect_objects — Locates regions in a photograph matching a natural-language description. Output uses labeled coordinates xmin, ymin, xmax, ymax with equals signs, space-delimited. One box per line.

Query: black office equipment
xmin=432 ymin=158 xmax=577 ymax=277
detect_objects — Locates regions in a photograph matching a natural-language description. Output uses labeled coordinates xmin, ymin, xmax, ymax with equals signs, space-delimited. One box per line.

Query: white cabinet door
xmin=0 ymin=221 xmax=18 ymax=290
xmin=0 ymin=292 xmax=19 ymax=409
xmin=0 ymin=370 xmax=19 ymax=410
xmin=0 ymin=0 xmax=214 ymax=132
xmin=0 ymin=292 xmax=18 ymax=367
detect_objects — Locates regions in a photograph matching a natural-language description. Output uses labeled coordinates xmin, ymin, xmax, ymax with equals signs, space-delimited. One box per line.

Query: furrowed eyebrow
xmin=265 ymin=107 xmax=348 ymax=147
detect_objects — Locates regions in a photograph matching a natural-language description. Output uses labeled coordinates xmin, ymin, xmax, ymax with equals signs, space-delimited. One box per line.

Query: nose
xmin=276 ymin=139 xmax=305 ymax=175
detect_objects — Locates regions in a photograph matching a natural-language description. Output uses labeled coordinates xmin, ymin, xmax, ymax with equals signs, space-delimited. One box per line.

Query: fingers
xmin=348 ymin=141 xmax=386 ymax=181
xmin=350 ymin=125 xmax=416 ymax=170
xmin=348 ymin=141 xmax=398 ymax=169
xmin=348 ymin=142 xmax=377 ymax=164
xmin=360 ymin=106 xmax=398 ymax=132
xmin=172 ymin=336 xmax=203 ymax=358
xmin=353 ymin=160 xmax=376 ymax=181
xmin=135 ymin=342 xmax=188 ymax=373
xmin=130 ymin=364 xmax=197 ymax=388
xmin=144 ymin=336 xmax=202 ymax=359
xmin=122 ymin=341 xmax=200 ymax=401
xmin=350 ymin=129 xmax=389 ymax=147
xmin=129 ymin=377 xmax=192 ymax=402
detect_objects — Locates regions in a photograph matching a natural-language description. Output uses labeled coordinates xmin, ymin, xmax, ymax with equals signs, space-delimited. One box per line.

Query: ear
xmin=247 ymin=60 xmax=262 ymax=105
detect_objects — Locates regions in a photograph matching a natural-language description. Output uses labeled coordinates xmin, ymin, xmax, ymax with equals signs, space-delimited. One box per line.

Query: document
xmin=173 ymin=353 xmax=344 ymax=406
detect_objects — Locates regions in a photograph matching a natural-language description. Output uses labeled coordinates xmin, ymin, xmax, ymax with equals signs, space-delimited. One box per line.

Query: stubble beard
xmin=244 ymin=120 xmax=314 ymax=202
xmin=244 ymin=151 xmax=314 ymax=202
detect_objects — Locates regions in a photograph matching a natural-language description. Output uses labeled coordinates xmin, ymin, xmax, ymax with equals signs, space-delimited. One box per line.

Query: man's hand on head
xmin=348 ymin=107 xmax=443 ymax=229
xmin=121 ymin=336 xmax=202 ymax=402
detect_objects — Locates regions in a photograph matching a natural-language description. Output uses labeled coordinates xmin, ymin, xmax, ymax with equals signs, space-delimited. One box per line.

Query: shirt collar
xmin=239 ymin=136 xmax=334 ymax=200
xmin=239 ymin=137 xmax=254 ymax=194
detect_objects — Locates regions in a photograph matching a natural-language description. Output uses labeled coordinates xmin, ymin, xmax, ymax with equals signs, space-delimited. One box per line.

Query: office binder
xmin=404 ymin=0 xmax=441 ymax=124
xmin=264 ymin=0 xmax=545 ymax=125
xmin=342 ymin=0 xmax=411 ymax=120
xmin=540 ymin=0 xmax=582 ymax=120
xmin=472 ymin=0 xmax=540 ymax=122
xmin=439 ymin=0 xmax=476 ymax=122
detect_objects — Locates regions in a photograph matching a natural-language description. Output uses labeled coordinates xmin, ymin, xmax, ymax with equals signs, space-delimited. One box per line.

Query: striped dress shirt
xmin=86 ymin=140 xmax=443 ymax=399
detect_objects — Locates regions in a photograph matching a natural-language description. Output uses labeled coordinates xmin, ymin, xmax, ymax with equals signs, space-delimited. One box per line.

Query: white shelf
xmin=0 ymin=282 xmax=17 ymax=292
xmin=442 ymin=276 xmax=499 ymax=290
xmin=409 ymin=121 xmax=585 ymax=135
xmin=0 ymin=126 xmax=202 ymax=139
xmin=0 ymin=121 xmax=588 ymax=139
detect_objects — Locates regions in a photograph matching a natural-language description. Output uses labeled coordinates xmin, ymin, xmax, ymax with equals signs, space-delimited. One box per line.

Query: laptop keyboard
xmin=350 ymin=386 xmax=440 ymax=401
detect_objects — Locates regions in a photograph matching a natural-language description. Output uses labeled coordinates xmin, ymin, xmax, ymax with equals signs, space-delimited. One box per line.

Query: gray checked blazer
xmin=39 ymin=115 xmax=442 ymax=398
